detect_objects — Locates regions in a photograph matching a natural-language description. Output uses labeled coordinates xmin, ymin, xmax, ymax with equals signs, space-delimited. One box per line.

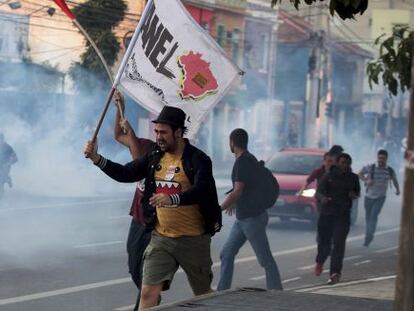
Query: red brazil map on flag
xmin=177 ymin=51 xmax=219 ymax=101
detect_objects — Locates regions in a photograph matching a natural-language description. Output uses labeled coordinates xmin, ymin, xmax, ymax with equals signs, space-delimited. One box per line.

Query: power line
xmin=38 ymin=46 xmax=80 ymax=62
xmin=28 ymin=45 xmax=84 ymax=55
xmin=20 ymin=0 xmax=139 ymax=29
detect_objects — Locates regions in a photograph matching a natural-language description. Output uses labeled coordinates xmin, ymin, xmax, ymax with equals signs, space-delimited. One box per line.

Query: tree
xmin=69 ymin=0 xmax=127 ymax=91
xmin=367 ymin=26 xmax=413 ymax=96
xmin=271 ymin=0 xmax=368 ymax=20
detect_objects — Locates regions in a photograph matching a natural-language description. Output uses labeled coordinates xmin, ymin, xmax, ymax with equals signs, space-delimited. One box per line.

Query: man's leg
xmin=140 ymin=234 xmax=178 ymax=310
xmin=316 ymin=214 xmax=334 ymax=266
xmin=176 ymin=234 xmax=214 ymax=296
xmin=330 ymin=214 xmax=351 ymax=276
xmin=241 ymin=212 xmax=283 ymax=290
xmin=217 ymin=221 xmax=247 ymax=291
xmin=126 ymin=220 xmax=151 ymax=311
xmin=364 ymin=197 xmax=375 ymax=246
xmin=139 ymin=284 xmax=163 ymax=310
xmin=367 ymin=197 xmax=386 ymax=245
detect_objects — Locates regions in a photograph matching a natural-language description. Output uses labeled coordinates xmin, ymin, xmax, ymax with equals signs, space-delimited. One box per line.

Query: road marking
xmin=0 ymin=227 xmax=399 ymax=306
xmin=251 ymin=275 xmax=302 ymax=283
xmin=344 ymin=255 xmax=362 ymax=261
xmin=0 ymin=199 xmax=130 ymax=212
xmin=298 ymin=264 xmax=315 ymax=271
xmin=0 ymin=278 xmax=131 ymax=306
xmin=297 ymin=275 xmax=396 ymax=292
xmin=375 ymin=246 xmax=398 ymax=253
xmin=283 ymin=277 xmax=301 ymax=284
xmin=354 ymin=260 xmax=372 ymax=266
xmin=73 ymin=241 xmax=123 ymax=248
xmin=114 ymin=305 xmax=135 ymax=311
xmin=250 ymin=275 xmax=265 ymax=281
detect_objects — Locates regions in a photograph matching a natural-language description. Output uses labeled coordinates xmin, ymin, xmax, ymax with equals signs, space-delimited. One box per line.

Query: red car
xmin=266 ymin=148 xmax=325 ymax=225
xmin=266 ymin=147 xmax=358 ymax=226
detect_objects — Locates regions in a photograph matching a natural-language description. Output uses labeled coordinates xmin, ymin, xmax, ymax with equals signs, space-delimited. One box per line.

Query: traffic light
xmin=325 ymin=103 xmax=333 ymax=118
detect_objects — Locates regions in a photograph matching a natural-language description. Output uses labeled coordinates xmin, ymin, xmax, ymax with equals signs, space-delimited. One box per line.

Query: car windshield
xmin=267 ymin=153 xmax=323 ymax=175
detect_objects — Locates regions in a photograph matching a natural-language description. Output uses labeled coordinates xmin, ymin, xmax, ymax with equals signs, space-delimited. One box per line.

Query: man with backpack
xmin=217 ymin=128 xmax=283 ymax=291
xmin=358 ymin=149 xmax=400 ymax=247
xmin=84 ymin=106 xmax=222 ymax=310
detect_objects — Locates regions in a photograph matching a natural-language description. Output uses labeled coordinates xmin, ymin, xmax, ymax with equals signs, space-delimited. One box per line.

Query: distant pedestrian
xmin=218 ymin=128 xmax=283 ymax=291
xmin=358 ymin=149 xmax=400 ymax=247
xmin=0 ymin=132 xmax=17 ymax=200
xmin=328 ymin=145 xmax=344 ymax=160
xmin=314 ymin=153 xmax=360 ymax=285
xmin=298 ymin=152 xmax=335 ymax=197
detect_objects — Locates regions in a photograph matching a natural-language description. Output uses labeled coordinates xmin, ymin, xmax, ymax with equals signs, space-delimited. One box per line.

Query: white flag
xmin=115 ymin=0 xmax=242 ymax=138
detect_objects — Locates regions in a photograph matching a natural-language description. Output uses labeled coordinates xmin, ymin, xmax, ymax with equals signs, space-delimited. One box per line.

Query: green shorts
xmin=142 ymin=231 xmax=213 ymax=295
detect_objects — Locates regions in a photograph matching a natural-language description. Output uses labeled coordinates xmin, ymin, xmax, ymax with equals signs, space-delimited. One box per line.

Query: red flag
xmin=53 ymin=0 xmax=75 ymax=21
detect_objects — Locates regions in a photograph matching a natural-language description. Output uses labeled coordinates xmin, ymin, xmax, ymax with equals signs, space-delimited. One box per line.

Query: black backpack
xmin=255 ymin=160 xmax=280 ymax=209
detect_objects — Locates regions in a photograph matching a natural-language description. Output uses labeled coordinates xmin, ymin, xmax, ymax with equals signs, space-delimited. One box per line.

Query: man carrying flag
xmin=84 ymin=106 xmax=221 ymax=309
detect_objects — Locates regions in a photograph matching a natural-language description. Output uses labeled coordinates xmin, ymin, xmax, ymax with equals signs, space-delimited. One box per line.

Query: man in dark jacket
xmin=84 ymin=106 xmax=221 ymax=310
xmin=314 ymin=153 xmax=360 ymax=285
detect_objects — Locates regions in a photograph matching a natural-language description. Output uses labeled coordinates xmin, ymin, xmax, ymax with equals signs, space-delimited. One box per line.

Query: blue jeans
xmin=217 ymin=212 xmax=283 ymax=291
xmin=364 ymin=196 xmax=386 ymax=245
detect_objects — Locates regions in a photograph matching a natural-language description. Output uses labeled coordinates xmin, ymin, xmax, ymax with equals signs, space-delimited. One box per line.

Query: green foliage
xmin=271 ymin=0 xmax=368 ymax=20
xmin=69 ymin=0 xmax=127 ymax=91
xmin=367 ymin=26 xmax=413 ymax=96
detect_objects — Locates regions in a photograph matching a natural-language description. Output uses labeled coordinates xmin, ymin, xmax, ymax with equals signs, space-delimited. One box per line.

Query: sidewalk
xmin=151 ymin=275 xmax=395 ymax=310
xmin=296 ymin=274 xmax=395 ymax=301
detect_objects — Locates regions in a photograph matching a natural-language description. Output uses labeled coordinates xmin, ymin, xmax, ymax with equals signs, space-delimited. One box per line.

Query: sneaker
xmin=314 ymin=263 xmax=323 ymax=276
xmin=327 ymin=273 xmax=341 ymax=285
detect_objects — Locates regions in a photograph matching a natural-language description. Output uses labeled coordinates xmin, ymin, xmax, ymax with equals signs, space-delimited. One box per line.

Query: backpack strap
xmin=370 ymin=163 xmax=375 ymax=180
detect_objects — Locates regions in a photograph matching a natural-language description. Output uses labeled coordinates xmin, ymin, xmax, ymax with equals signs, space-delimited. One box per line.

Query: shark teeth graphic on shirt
xmin=156 ymin=181 xmax=180 ymax=189
xmin=156 ymin=180 xmax=182 ymax=196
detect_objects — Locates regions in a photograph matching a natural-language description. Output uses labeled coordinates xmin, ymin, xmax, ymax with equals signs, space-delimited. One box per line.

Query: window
xmin=232 ymin=28 xmax=240 ymax=63
xmin=260 ymin=33 xmax=270 ymax=71
xmin=217 ymin=25 xmax=225 ymax=47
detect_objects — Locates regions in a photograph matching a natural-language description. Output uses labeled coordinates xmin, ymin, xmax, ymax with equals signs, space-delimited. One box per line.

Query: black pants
xmin=126 ymin=219 xmax=151 ymax=311
xmin=315 ymin=213 xmax=350 ymax=275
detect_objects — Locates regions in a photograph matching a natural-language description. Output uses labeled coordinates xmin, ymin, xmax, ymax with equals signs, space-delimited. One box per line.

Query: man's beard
xmin=158 ymin=137 xmax=176 ymax=152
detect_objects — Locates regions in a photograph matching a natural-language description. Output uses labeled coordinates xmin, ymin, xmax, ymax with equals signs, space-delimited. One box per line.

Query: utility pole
xmin=394 ymin=45 xmax=414 ymax=311
xmin=305 ymin=32 xmax=323 ymax=147
xmin=305 ymin=5 xmax=324 ymax=147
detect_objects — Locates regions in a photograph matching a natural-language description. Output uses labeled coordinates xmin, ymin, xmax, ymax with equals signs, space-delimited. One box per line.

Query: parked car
xmin=266 ymin=148 xmax=358 ymax=226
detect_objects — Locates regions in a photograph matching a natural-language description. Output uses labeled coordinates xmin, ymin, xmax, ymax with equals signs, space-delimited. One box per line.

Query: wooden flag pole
xmin=91 ymin=87 xmax=116 ymax=142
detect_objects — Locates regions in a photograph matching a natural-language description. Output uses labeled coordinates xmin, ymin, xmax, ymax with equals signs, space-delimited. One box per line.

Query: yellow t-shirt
xmin=154 ymin=152 xmax=205 ymax=237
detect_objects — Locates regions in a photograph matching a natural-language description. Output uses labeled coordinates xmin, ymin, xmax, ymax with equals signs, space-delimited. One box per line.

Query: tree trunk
xmin=394 ymin=43 xmax=414 ymax=311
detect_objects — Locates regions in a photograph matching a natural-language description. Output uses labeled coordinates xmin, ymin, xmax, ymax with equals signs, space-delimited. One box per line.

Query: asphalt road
xmin=0 ymin=188 xmax=402 ymax=311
